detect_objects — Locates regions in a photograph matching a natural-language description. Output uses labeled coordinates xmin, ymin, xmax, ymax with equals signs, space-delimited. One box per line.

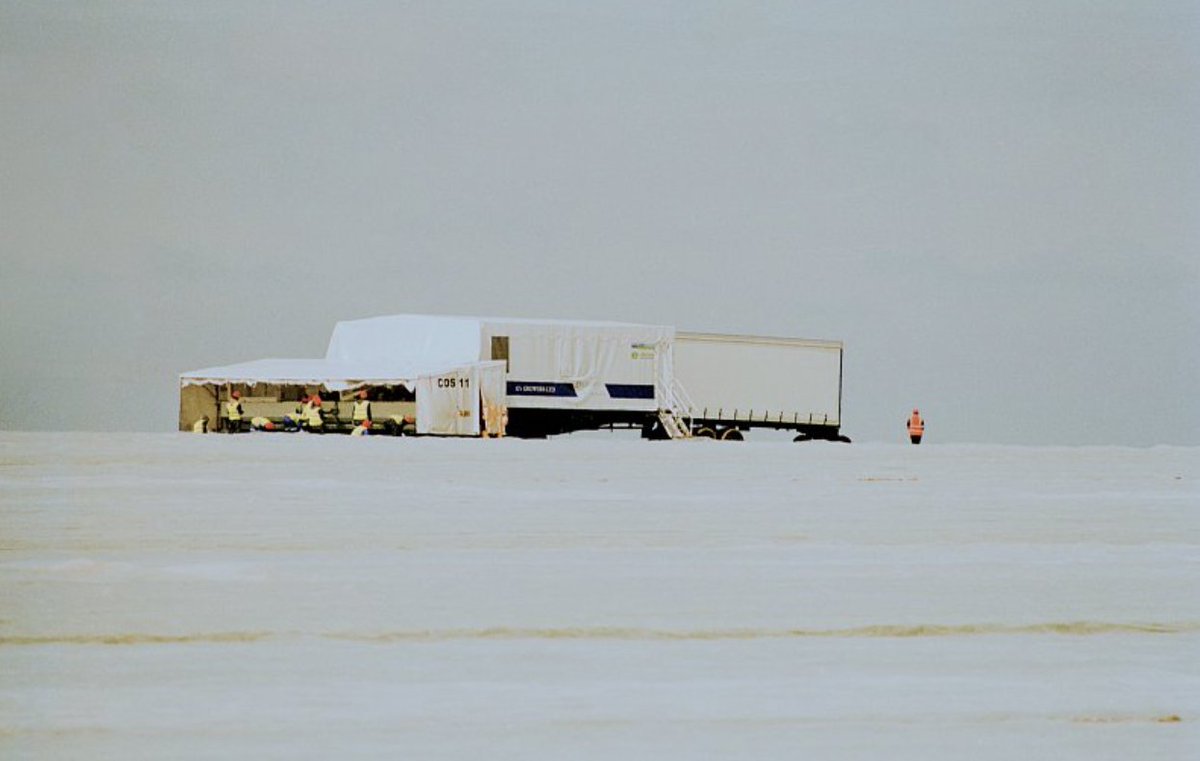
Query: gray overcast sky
xmin=1 ymin=1 xmax=1197 ymax=444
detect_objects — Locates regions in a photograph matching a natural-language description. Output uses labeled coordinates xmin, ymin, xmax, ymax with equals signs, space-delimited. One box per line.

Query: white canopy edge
xmin=179 ymin=358 xmax=498 ymax=392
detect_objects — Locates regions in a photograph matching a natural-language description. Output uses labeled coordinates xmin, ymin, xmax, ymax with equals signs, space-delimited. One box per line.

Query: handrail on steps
xmin=656 ymin=377 xmax=695 ymax=438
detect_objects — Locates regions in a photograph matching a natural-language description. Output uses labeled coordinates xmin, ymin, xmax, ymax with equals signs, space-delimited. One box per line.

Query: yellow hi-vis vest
xmin=352 ymin=400 xmax=372 ymax=423
xmin=225 ymin=400 xmax=243 ymax=422
xmin=303 ymin=401 xmax=323 ymax=427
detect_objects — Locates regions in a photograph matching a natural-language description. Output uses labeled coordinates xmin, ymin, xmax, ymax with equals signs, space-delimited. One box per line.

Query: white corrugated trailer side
xmin=673 ymin=332 xmax=847 ymax=441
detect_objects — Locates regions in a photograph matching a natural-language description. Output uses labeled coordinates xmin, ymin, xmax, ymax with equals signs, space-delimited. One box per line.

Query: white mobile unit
xmin=673 ymin=332 xmax=845 ymax=440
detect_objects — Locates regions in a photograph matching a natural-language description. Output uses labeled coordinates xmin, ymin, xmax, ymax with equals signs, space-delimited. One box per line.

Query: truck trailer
xmin=670 ymin=332 xmax=847 ymax=442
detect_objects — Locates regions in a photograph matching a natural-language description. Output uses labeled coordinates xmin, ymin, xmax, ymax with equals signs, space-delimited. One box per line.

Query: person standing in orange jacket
xmin=907 ymin=408 xmax=925 ymax=445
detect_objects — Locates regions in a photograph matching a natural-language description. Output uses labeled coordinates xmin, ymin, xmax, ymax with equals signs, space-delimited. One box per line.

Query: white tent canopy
xmin=179 ymin=358 xmax=475 ymax=391
xmin=180 ymin=357 xmax=505 ymax=435
xmin=181 ymin=314 xmax=516 ymax=390
xmin=325 ymin=314 xmax=482 ymax=366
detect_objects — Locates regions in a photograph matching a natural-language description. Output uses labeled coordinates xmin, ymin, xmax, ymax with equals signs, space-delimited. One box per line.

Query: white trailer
xmin=671 ymin=332 xmax=847 ymax=441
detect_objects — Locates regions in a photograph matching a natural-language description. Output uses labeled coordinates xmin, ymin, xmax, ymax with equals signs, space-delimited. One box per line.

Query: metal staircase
xmin=656 ymin=378 xmax=695 ymax=439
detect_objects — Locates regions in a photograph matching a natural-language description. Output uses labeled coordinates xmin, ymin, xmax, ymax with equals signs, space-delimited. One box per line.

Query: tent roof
xmin=183 ymin=314 xmax=673 ymax=388
xmin=179 ymin=358 xmax=502 ymax=389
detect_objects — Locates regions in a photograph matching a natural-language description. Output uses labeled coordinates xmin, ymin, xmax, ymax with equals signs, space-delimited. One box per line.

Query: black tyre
xmin=719 ymin=428 xmax=744 ymax=441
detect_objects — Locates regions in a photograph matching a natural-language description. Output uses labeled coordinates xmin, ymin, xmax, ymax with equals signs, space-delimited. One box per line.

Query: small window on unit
xmin=490 ymin=336 xmax=510 ymax=372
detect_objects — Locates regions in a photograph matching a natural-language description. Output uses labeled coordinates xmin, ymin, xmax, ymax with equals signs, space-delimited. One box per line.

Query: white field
xmin=1 ymin=432 xmax=1197 ymax=759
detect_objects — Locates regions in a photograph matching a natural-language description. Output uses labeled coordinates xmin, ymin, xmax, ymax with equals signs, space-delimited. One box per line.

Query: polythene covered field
xmin=1 ymin=433 xmax=1197 ymax=759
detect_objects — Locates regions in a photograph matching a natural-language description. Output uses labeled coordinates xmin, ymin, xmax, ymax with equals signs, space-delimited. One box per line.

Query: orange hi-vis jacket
xmin=907 ymin=412 xmax=925 ymax=437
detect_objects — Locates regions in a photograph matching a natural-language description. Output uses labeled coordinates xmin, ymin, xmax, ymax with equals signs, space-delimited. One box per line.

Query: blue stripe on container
xmin=605 ymin=384 xmax=655 ymax=399
xmin=507 ymin=382 xmax=577 ymax=397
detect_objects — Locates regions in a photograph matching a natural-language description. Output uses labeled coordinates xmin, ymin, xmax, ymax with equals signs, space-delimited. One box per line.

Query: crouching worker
xmin=351 ymin=419 xmax=372 ymax=437
xmin=384 ymin=414 xmax=415 ymax=436
xmin=303 ymin=395 xmax=325 ymax=433
xmin=250 ymin=416 xmax=276 ymax=432
xmin=280 ymin=399 xmax=305 ymax=431
xmin=224 ymin=391 xmax=244 ymax=433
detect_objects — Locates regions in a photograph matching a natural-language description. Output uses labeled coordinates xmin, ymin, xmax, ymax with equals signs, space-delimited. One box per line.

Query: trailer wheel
xmin=694 ymin=427 xmax=716 ymax=439
xmin=719 ymin=428 xmax=744 ymax=441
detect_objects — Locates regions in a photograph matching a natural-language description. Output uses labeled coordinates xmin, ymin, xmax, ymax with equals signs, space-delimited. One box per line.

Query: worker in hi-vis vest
xmin=907 ymin=408 xmax=925 ymax=445
xmin=282 ymin=399 xmax=305 ymax=431
xmin=303 ymin=395 xmax=324 ymax=433
xmin=352 ymin=390 xmax=372 ymax=427
xmin=225 ymin=390 xmax=244 ymax=433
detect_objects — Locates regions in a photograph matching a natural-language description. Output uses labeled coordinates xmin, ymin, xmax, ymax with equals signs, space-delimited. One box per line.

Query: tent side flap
xmin=415 ymin=361 xmax=506 ymax=436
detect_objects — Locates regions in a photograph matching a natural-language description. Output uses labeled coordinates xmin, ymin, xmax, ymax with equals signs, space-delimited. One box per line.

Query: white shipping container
xmin=479 ymin=319 xmax=672 ymax=413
